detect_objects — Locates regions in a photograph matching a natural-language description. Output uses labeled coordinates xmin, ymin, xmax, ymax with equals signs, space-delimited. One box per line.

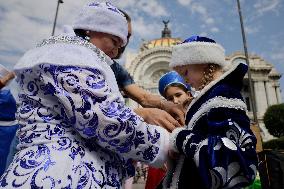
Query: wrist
xmin=159 ymin=99 xmax=166 ymax=110
xmin=134 ymin=108 xmax=146 ymax=118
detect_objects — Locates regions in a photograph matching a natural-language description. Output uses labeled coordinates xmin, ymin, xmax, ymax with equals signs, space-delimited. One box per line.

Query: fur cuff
xmin=169 ymin=127 xmax=186 ymax=153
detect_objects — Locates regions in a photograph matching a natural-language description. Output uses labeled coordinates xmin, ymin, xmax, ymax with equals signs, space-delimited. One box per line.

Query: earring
xmin=85 ymin=30 xmax=90 ymax=41
xmin=85 ymin=36 xmax=90 ymax=41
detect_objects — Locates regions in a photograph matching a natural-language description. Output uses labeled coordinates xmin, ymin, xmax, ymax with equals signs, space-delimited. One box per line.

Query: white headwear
xmin=72 ymin=2 xmax=128 ymax=46
xmin=169 ymin=36 xmax=226 ymax=68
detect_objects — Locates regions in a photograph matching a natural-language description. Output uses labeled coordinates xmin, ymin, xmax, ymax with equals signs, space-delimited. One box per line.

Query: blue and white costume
xmin=163 ymin=36 xmax=257 ymax=189
xmin=0 ymin=2 xmax=169 ymax=188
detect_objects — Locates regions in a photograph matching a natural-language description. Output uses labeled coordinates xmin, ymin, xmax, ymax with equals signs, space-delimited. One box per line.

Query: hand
xmin=160 ymin=100 xmax=186 ymax=125
xmin=134 ymin=108 xmax=181 ymax=132
xmin=0 ymin=71 xmax=15 ymax=86
xmin=182 ymin=96 xmax=194 ymax=111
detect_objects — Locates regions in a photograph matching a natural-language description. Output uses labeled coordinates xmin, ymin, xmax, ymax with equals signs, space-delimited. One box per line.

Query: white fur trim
xmin=170 ymin=42 xmax=226 ymax=68
xmin=72 ymin=2 xmax=128 ymax=45
xmin=169 ymin=127 xmax=186 ymax=153
xmin=187 ymin=96 xmax=247 ymax=130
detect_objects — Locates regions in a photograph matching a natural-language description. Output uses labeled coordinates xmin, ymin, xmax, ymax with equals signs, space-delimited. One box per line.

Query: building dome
xmin=144 ymin=37 xmax=181 ymax=49
xmin=140 ymin=20 xmax=181 ymax=50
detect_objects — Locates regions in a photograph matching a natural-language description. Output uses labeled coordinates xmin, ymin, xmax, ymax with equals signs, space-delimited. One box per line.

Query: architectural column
xmin=254 ymin=80 xmax=268 ymax=115
xmin=265 ymin=81 xmax=278 ymax=106
xmin=276 ymin=86 xmax=282 ymax=103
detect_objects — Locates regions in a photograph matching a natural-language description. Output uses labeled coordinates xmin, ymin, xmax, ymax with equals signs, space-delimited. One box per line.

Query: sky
xmin=0 ymin=0 xmax=283 ymax=101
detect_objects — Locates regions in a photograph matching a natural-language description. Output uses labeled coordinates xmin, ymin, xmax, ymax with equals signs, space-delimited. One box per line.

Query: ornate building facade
xmin=124 ymin=23 xmax=282 ymax=142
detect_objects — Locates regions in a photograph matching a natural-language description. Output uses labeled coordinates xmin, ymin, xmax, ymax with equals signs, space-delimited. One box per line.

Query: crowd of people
xmin=0 ymin=2 xmax=257 ymax=189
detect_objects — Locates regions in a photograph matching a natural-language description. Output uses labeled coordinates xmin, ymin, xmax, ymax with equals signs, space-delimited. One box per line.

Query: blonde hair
xmin=199 ymin=64 xmax=222 ymax=90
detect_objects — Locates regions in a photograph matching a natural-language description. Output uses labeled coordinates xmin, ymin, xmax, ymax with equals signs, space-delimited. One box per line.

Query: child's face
xmin=164 ymin=86 xmax=191 ymax=105
xmin=174 ymin=64 xmax=207 ymax=90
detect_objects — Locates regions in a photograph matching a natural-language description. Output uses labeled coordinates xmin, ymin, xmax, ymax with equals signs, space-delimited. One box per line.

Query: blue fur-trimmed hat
xmin=159 ymin=71 xmax=191 ymax=97
xmin=169 ymin=36 xmax=226 ymax=68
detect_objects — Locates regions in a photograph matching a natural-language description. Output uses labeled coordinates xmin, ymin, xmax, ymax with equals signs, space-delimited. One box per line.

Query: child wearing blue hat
xmin=161 ymin=36 xmax=257 ymax=189
xmin=146 ymin=71 xmax=192 ymax=189
xmin=159 ymin=71 xmax=192 ymax=107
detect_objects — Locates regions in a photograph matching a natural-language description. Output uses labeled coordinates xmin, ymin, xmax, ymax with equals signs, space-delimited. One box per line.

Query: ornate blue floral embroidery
xmin=1 ymin=61 xmax=164 ymax=188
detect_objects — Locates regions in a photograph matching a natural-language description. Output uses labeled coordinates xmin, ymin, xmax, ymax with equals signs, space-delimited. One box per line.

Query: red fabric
xmin=145 ymin=167 xmax=166 ymax=189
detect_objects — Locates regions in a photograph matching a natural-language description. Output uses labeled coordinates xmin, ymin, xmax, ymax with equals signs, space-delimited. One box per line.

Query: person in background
xmin=162 ymin=36 xmax=257 ymax=189
xmin=106 ymin=11 xmax=186 ymax=189
xmin=0 ymin=66 xmax=18 ymax=176
xmin=145 ymin=71 xmax=192 ymax=189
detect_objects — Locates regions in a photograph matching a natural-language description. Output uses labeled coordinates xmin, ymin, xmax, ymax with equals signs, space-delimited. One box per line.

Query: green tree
xmin=263 ymin=103 xmax=284 ymax=138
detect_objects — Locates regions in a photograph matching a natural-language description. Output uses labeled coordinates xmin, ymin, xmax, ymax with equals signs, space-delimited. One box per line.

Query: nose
xmin=173 ymin=97 xmax=179 ymax=104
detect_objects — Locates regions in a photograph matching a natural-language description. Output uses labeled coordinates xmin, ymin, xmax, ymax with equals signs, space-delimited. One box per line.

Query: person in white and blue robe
xmin=0 ymin=2 xmax=169 ymax=189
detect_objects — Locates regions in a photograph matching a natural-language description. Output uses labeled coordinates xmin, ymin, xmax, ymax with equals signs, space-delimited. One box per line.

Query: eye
xmin=166 ymin=96 xmax=173 ymax=101
xmin=175 ymin=93 xmax=182 ymax=97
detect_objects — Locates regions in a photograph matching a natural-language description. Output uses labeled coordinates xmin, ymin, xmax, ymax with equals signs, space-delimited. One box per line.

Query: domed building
xmin=124 ymin=21 xmax=282 ymax=142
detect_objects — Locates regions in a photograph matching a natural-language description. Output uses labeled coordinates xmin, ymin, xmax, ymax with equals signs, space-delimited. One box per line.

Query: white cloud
xmin=112 ymin=0 xmax=167 ymax=17
xmin=132 ymin=17 xmax=161 ymax=39
xmin=205 ymin=17 xmax=215 ymax=25
xmin=178 ymin=2 xmax=219 ymax=36
xmin=210 ymin=27 xmax=219 ymax=33
xmin=177 ymin=0 xmax=193 ymax=6
xmin=271 ymin=47 xmax=284 ymax=62
xmin=244 ymin=25 xmax=260 ymax=34
xmin=138 ymin=0 xmax=167 ymax=17
xmin=199 ymin=32 xmax=208 ymax=36
xmin=254 ymin=0 xmax=281 ymax=16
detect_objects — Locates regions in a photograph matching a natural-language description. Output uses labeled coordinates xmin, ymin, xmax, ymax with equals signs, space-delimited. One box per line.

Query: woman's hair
xmin=199 ymin=63 xmax=222 ymax=90
xmin=118 ymin=9 xmax=131 ymax=22
xmin=74 ymin=29 xmax=88 ymax=39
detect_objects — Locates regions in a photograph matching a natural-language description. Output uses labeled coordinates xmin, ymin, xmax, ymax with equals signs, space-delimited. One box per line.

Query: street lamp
xmin=51 ymin=0 xmax=64 ymax=36
xmin=236 ymin=0 xmax=258 ymax=124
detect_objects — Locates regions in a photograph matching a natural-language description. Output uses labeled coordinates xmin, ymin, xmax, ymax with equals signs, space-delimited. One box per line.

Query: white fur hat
xmin=72 ymin=2 xmax=128 ymax=46
xmin=169 ymin=36 xmax=226 ymax=68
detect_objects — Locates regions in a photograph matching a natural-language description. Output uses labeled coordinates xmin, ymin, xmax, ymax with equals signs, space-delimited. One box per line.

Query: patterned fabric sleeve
xmin=172 ymin=95 xmax=258 ymax=188
xmin=40 ymin=64 xmax=169 ymax=168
